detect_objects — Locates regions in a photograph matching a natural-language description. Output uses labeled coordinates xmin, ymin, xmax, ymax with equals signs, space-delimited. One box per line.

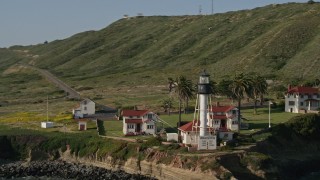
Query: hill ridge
xmin=2 ymin=2 xmax=320 ymax=86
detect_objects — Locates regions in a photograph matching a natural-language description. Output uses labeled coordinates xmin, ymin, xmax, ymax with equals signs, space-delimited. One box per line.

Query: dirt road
xmin=21 ymin=64 xmax=81 ymax=99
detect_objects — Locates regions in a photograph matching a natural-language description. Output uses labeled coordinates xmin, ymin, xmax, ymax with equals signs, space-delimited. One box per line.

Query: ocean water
xmin=300 ymin=171 xmax=320 ymax=180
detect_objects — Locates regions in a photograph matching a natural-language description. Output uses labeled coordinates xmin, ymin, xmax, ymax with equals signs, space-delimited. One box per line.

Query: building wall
xmin=285 ymin=93 xmax=300 ymax=113
xmin=181 ymin=132 xmax=198 ymax=144
xmin=142 ymin=121 xmax=156 ymax=134
xmin=284 ymin=93 xmax=320 ymax=113
xmin=122 ymin=112 xmax=157 ymax=135
xmin=80 ymin=100 xmax=95 ymax=115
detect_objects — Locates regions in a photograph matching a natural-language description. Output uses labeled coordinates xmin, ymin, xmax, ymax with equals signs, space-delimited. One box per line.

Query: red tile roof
xmin=288 ymin=87 xmax=319 ymax=94
xmin=211 ymin=106 xmax=235 ymax=113
xmin=178 ymin=121 xmax=195 ymax=132
xmin=125 ymin=119 xmax=143 ymax=123
xmin=122 ymin=110 xmax=149 ymax=117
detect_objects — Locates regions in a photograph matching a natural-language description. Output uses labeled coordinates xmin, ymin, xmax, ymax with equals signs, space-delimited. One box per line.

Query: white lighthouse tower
xmin=193 ymin=70 xmax=217 ymax=150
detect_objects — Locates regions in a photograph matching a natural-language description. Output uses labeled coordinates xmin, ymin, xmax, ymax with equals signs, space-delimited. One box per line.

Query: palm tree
xmin=249 ymin=75 xmax=268 ymax=114
xmin=230 ymin=73 xmax=252 ymax=130
xmin=173 ymin=76 xmax=195 ymax=128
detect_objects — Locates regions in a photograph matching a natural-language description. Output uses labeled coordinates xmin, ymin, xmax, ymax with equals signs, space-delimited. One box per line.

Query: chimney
xmin=216 ymin=102 xmax=220 ymax=107
xmin=288 ymin=84 xmax=292 ymax=91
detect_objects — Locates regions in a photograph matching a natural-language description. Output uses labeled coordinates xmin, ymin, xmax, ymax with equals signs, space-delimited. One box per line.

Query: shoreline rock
xmin=0 ymin=160 xmax=156 ymax=180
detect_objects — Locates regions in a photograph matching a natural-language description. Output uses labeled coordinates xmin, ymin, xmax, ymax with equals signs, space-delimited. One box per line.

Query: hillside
xmin=1 ymin=2 xmax=320 ymax=111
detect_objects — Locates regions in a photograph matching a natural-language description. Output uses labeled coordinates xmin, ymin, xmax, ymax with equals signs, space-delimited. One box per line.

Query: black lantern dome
xmin=198 ymin=70 xmax=211 ymax=94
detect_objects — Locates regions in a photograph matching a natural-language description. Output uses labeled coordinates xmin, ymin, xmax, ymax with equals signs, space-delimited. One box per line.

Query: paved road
xmin=21 ymin=64 xmax=81 ymax=99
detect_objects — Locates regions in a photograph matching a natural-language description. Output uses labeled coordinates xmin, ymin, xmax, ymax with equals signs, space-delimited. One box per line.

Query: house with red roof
xmin=122 ymin=110 xmax=157 ymax=135
xmin=178 ymin=104 xmax=239 ymax=144
xmin=285 ymin=86 xmax=320 ymax=113
xmin=208 ymin=105 xmax=239 ymax=132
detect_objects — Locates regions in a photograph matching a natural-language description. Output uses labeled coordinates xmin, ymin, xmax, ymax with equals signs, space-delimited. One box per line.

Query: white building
xmin=41 ymin=122 xmax=54 ymax=128
xmin=122 ymin=110 xmax=157 ymax=135
xmin=208 ymin=105 xmax=239 ymax=132
xmin=285 ymin=86 xmax=320 ymax=113
xmin=73 ymin=98 xmax=95 ymax=118
xmin=179 ymin=105 xmax=239 ymax=144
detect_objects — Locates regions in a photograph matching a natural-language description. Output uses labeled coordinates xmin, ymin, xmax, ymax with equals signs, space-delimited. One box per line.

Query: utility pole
xmin=199 ymin=5 xmax=202 ymax=15
xmin=47 ymin=96 xmax=49 ymax=122
xmin=211 ymin=0 xmax=214 ymax=14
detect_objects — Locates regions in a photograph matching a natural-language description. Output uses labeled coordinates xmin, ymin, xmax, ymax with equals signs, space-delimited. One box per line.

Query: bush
xmin=308 ymin=0 xmax=315 ymax=4
xmin=286 ymin=114 xmax=320 ymax=139
xmin=141 ymin=136 xmax=162 ymax=149
xmin=241 ymin=152 xmax=272 ymax=170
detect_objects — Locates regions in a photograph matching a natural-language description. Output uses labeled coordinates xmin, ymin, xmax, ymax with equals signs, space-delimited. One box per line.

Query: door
xmin=221 ymin=120 xmax=226 ymax=128
xmin=80 ymin=124 xmax=85 ymax=131
xmin=136 ymin=124 xmax=141 ymax=132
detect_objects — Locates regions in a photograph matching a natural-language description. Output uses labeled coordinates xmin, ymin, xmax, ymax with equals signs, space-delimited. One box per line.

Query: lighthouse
xmin=193 ymin=70 xmax=217 ymax=150
xmin=198 ymin=71 xmax=211 ymax=136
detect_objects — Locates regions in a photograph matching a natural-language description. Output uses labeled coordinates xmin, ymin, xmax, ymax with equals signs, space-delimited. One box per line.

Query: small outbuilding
xmin=78 ymin=120 xmax=88 ymax=131
xmin=41 ymin=122 xmax=54 ymax=128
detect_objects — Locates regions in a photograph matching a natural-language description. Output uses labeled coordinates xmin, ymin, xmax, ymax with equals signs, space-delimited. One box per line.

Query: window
xmin=129 ymin=116 xmax=133 ymax=118
xmin=300 ymin=102 xmax=304 ymax=106
xmin=232 ymin=110 xmax=237 ymax=115
xmin=317 ymin=94 xmax=320 ymax=98
xmin=214 ymin=120 xmax=219 ymax=125
xmin=289 ymin=101 xmax=295 ymax=106
xmin=127 ymin=124 xmax=134 ymax=129
xmin=147 ymin=125 xmax=154 ymax=129
xmin=84 ymin=106 xmax=87 ymax=110
xmin=232 ymin=121 xmax=238 ymax=125
xmin=83 ymin=100 xmax=87 ymax=105
xmin=308 ymin=94 xmax=312 ymax=99
xmin=147 ymin=114 xmax=153 ymax=119
xmin=300 ymin=94 xmax=304 ymax=98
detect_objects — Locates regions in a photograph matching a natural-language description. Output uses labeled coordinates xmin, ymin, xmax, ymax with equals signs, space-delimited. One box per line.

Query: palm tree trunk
xmin=185 ymin=97 xmax=189 ymax=114
xmin=178 ymin=98 xmax=182 ymax=127
xmin=260 ymin=94 xmax=264 ymax=106
xmin=238 ymin=98 xmax=241 ymax=131
xmin=178 ymin=98 xmax=182 ymax=142
xmin=254 ymin=99 xmax=257 ymax=115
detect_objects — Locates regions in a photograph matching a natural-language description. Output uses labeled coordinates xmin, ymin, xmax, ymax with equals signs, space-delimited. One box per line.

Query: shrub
xmin=285 ymin=114 xmax=320 ymax=139
xmin=308 ymin=0 xmax=315 ymax=4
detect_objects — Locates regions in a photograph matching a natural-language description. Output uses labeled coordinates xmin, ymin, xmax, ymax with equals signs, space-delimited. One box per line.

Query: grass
xmin=240 ymin=107 xmax=299 ymax=134
xmin=53 ymin=106 xmax=299 ymax=137
xmin=1 ymin=3 xmax=320 ymax=122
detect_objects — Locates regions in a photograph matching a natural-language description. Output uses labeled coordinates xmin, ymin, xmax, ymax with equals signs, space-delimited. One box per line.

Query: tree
xmin=248 ymin=75 xmax=268 ymax=114
xmin=308 ymin=0 xmax=315 ymax=4
xmin=173 ymin=76 xmax=195 ymax=128
xmin=230 ymin=73 xmax=252 ymax=130
xmin=217 ymin=79 xmax=234 ymax=99
xmin=161 ymin=98 xmax=173 ymax=115
xmin=168 ymin=77 xmax=174 ymax=93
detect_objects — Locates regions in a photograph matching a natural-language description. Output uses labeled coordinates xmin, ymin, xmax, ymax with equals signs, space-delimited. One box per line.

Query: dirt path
xmin=20 ymin=63 xmax=80 ymax=99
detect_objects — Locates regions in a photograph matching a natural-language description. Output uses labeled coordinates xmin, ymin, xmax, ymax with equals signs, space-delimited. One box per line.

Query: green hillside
xmin=3 ymin=3 xmax=320 ymax=82
xmin=1 ymin=2 xmax=320 ymax=110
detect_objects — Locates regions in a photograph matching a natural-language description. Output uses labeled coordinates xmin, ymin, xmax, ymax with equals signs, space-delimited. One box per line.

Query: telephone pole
xmin=211 ymin=0 xmax=214 ymax=14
